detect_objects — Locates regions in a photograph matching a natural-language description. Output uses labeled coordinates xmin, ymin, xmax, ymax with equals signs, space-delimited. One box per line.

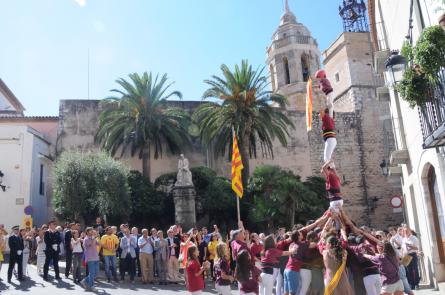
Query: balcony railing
xmin=419 ymin=68 xmax=445 ymax=148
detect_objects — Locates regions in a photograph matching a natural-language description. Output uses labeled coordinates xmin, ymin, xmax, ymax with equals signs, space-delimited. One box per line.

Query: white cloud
xmin=73 ymin=0 xmax=86 ymax=7
xmin=93 ymin=20 xmax=105 ymax=33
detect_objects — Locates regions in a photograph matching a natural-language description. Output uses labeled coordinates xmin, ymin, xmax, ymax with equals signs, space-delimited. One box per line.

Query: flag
xmin=231 ymin=129 xmax=244 ymax=198
xmin=23 ymin=215 xmax=33 ymax=229
xmin=306 ymin=77 xmax=313 ymax=131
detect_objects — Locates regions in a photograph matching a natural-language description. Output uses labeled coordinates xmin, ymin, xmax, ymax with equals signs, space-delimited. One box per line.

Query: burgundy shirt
xmin=370 ymin=254 xmax=400 ymax=285
xmin=231 ymin=240 xmax=252 ymax=261
xmin=250 ymin=242 xmax=263 ymax=260
xmin=239 ymin=266 xmax=261 ymax=294
xmin=319 ymin=78 xmax=333 ymax=95
xmin=285 ymin=243 xmax=303 ymax=272
xmin=214 ymin=257 xmax=231 ymax=286
xmin=186 ymin=259 xmax=205 ymax=292
xmin=261 ymin=248 xmax=283 ymax=268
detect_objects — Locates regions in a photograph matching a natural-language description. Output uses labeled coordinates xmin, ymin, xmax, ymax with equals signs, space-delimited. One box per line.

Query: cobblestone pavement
xmin=0 ymin=264 xmax=440 ymax=295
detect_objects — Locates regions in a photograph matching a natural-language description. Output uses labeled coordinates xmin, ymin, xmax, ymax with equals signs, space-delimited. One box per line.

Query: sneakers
xmin=80 ymin=279 xmax=89 ymax=290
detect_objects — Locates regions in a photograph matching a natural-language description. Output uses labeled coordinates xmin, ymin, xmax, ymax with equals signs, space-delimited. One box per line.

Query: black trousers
xmin=120 ymin=254 xmax=135 ymax=281
xmin=65 ymin=250 xmax=72 ymax=276
xmin=7 ymin=254 xmax=23 ymax=281
xmin=43 ymin=251 xmax=60 ymax=279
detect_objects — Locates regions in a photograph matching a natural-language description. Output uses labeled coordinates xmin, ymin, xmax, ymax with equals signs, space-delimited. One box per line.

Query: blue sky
xmin=0 ymin=0 xmax=343 ymax=116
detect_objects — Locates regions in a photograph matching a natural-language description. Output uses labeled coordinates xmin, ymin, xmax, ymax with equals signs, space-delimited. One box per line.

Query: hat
xmin=231 ymin=229 xmax=242 ymax=240
xmin=11 ymin=225 xmax=19 ymax=230
xmin=315 ymin=69 xmax=327 ymax=79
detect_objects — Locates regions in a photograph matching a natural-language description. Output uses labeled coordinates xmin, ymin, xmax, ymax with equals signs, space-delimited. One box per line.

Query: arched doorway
xmin=427 ymin=166 xmax=445 ymax=263
xmin=301 ymin=54 xmax=310 ymax=82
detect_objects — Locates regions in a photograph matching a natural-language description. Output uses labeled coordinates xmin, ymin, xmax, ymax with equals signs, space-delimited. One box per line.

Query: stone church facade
xmin=57 ymin=5 xmax=403 ymax=228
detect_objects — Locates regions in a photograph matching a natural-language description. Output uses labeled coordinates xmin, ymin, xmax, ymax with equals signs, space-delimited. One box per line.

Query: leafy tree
xmin=248 ymin=165 xmax=326 ymax=231
xmin=127 ymin=171 xmax=173 ymax=228
xmin=96 ymin=72 xmax=191 ymax=181
xmin=193 ymin=60 xmax=294 ymax=186
xmin=53 ymin=151 xmax=130 ymax=224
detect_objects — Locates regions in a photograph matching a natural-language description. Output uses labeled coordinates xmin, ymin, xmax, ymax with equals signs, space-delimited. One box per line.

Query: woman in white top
xmin=21 ymin=229 xmax=32 ymax=277
xmin=36 ymin=226 xmax=47 ymax=276
xmin=71 ymin=230 xmax=83 ymax=283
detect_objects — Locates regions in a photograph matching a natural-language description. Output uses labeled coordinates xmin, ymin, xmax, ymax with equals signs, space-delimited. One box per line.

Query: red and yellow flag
xmin=231 ymin=130 xmax=244 ymax=198
xmin=306 ymin=77 xmax=313 ymax=132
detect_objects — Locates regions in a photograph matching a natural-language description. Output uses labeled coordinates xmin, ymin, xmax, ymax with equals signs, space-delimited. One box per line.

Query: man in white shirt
xmin=138 ymin=229 xmax=154 ymax=284
xmin=403 ymin=227 xmax=420 ymax=290
xmin=390 ymin=227 xmax=404 ymax=256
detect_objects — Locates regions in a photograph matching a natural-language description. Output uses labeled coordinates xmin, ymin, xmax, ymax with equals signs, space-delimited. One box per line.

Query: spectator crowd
xmin=0 ymin=210 xmax=423 ymax=295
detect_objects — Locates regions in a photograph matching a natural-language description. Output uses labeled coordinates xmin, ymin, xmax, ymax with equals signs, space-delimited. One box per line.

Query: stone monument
xmin=172 ymin=154 xmax=196 ymax=229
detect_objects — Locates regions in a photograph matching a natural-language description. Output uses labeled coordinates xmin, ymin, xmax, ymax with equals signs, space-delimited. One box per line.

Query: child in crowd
xmin=71 ymin=229 xmax=83 ymax=284
xmin=186 ymin=245 xmax=209 ymax=295
xmin=214 ymin=243 xmax=234 ymax=295
xmin=235 ymin=249 xmax=261 ymax=295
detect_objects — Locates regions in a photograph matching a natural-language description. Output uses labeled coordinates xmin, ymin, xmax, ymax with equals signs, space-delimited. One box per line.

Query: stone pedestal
xmin=172 ymin=185 xmax=196 ymax=230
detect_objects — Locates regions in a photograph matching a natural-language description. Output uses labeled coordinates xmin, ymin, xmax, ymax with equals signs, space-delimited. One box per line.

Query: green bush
xmin=397 ymin=67 xmax=432 ymax=107
xmin=414 ymin=25 xmax=445 ymax=80
xmin=53 ymin=151 xmax=130 ymax=224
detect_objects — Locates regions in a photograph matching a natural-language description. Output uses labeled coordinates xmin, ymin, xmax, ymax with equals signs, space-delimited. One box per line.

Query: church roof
xmin=0 ymin=79 xmax=25 ymax=115
xmin=280 ymin=0 xmax=297 ymax=25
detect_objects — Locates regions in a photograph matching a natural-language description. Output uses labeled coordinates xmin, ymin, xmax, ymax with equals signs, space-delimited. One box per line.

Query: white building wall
xmin=0 ymin=125 xmax=51 ymax=230
xmin=375 ymin=0 xmax=445 ymax=287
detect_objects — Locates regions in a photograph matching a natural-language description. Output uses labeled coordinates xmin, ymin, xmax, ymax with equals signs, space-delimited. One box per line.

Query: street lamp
xmin=380 ymin=159 xmax=389 ymax=176
xmin=385 ymin=50 xmax=407 ymax=85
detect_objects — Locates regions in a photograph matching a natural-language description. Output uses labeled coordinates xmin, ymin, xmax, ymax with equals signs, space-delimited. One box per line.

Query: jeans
xmin=85 ymin=260 xmax=99 ymax=288
xmin=284 ymin=269 xmax=301 ymax=294
xmin=406 ymin=253 xmax=420 ymax=289
xmin=72 ymin=253 xmax=83 ymax=282
xmin=104 ymin=255 xmax=117 ymax=280
xmin=399 ymin=265 xmax=413 ymax=293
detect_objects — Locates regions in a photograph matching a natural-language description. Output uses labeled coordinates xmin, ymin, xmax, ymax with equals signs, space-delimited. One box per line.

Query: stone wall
xmin=57 ymin=96 xmax=402 ymax=228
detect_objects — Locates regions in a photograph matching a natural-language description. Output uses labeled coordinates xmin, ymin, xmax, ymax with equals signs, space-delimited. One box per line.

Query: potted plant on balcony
xmin=432 ymin=0 xmax=445 ymax=30
xmin=414 ymin=25 xmax=445 ymax=81
xmin=397 ymin=65 xmax=432 ymax=107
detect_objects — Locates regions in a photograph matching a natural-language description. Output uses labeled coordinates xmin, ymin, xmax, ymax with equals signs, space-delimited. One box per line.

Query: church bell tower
xmin=267 ymin=0 xmax=322 ymax=110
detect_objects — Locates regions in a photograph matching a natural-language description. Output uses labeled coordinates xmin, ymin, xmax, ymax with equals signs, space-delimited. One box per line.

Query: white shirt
xmin=36 ymin=236 xmax=46 ymax=254
xmin=138 ymin=236 xmax=154 ymax=254
xmin=168 ymin=237 xmax=175 ymax=256
xmin=71 ymin=238 xmax=83 ymax=253
xmin=403 ymin=235 xmax=419 ymax=254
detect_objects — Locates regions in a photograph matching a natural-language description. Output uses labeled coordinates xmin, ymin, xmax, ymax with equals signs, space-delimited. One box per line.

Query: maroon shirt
xmin=322 ymin=114 xmax=336 ymax=141
xmin=239 ymin=265 xmax=261 ymax=294
xmin=370 ymin=254 xmax=400 ymax=285
xmin=261 ymin=248 xmax=283 ymax=268
xmin=214 ymin=257 xmax=231 ymax=286
xmin=186 ymin=259 xmax=205 ymax=292
xmin=231 ymin=240 xmax=252 ymax=261
xmin=319 ymin=78 xmax=333 ymax=95
xmin=285 ymin=243 xmax=303 ymax=272
xmin=250 ymin=242 xmax=263 ymax=260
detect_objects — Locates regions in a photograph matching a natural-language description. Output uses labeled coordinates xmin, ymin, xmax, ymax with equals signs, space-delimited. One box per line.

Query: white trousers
xmin=363 ymin=274 xmax=382 ymax=295
xmin=323 ymin=137 xmax=337 ymax=163
xmin=275 ymin=270 xmax=284 ymax=295
xmin=216 ymin=284 xmax=232 ymax=295
xmin=37 ymin=252 xmax=45 ymax=275
xmin=190 ymin=291 xmax=202 ymax=295
xmin=259 ymin=273 xmax=275 ymax=295
xmin=299 ymin=268 xmax=312 ymax=295
xmin=22 ymin=251 xmax=29 ymax=276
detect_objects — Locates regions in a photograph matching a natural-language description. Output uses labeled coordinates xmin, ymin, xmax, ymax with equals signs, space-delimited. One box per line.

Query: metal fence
xmin=418 ymin=68 xmax=445 ymax=148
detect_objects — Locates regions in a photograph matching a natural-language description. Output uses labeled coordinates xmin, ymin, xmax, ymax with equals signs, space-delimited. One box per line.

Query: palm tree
xmin=193 ymin=60 xmax=294 ymax=186
xmin=96 ymin=72 xmax=190 ymax=181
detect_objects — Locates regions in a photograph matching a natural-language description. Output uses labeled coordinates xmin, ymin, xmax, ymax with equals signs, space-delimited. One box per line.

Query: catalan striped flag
xmin=306 ymin=77 xmax=313 ymax=132
xmin=231 ymin=129 xmax=244 ymax=198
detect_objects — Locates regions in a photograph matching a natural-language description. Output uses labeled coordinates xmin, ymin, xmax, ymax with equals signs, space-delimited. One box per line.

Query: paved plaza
xmin=0 ymin=263 xmax=440 ymax=295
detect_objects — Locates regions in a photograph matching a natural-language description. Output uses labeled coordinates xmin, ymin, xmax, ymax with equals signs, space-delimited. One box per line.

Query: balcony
xmin=390 ymin=149 xmax=409 ymax=165
xmin=419 ymin=69 xmax=445 ymax=149
xmin=388 ymin=165 xmax=403 ymax=177
xmin=376 ymin=86 xmax=390 ymax=101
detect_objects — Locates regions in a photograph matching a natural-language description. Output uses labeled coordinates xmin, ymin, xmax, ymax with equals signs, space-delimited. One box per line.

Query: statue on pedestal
xmin=175 ymin=154 xmax=193 ymax=187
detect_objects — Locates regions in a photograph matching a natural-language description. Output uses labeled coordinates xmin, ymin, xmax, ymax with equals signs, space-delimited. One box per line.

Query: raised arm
xmin=299 ymin=211 xmax=330 ymax=233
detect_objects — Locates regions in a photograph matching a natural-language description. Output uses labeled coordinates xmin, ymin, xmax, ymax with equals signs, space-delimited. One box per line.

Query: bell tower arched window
xmin=269 ymin=64 xmax=276 ymax=91
xmin=301 ymin=54 xmax=310 ymax=82
xmin=283 ymin=57 xmax=290 ymax=84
